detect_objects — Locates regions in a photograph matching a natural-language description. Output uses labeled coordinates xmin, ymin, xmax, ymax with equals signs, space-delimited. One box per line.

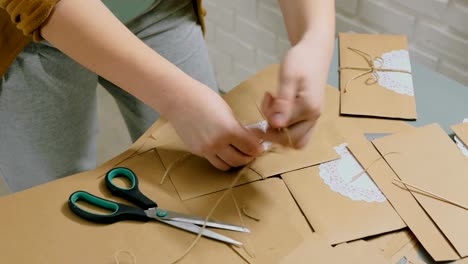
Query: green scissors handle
xmin=68 ymin=191 xmax=150 ymax=224
xmin=105 ymin=167 xmax=157 ymax=209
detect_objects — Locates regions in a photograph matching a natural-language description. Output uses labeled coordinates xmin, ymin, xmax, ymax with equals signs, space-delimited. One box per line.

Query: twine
xmin=339 ymin=47 xmax=411 ymax=93
xmin=114 ymin=250 xmax=136 ymax=264
xmin=393 ymin=178 xmax=468 ymax=211
xmin=350 ymin=152 xmax=400 ymax=182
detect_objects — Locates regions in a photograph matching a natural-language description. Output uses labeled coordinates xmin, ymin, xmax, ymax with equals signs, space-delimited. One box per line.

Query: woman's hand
xmin=167 ymin=85 xmax=263 ymax=171
xmin=260 ymin=34 xmax=330 ymax=149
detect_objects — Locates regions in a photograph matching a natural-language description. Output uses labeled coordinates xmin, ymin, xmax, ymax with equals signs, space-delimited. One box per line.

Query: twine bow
xmin=339 ymin=47 xmax=412 ymax=93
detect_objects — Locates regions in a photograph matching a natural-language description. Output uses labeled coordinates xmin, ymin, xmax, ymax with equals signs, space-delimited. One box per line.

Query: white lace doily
xmin=373 ymin=50 xmax=414 ymax=96
xmin=246 ymin=120 xmax=272 ymax=151
xmin=319 ymin=143 xmax=386 ymax=203
xmin=454 ymin=118 xmax=468 ymax=157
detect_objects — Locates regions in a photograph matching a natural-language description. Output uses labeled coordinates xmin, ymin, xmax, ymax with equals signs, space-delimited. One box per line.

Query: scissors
xmin=68 ymin=167 xmax=249 ymax=246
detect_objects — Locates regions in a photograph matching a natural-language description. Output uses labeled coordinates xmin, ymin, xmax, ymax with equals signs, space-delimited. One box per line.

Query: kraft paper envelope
xmin=282 ymin=165 xmax=405 ymax=245
xmin=282 ymin=135 xmax=405 ymax=245
xmin=452 ymin=122 xmax=468 ymax=154
xmin=184 ymin=178 xmax=313 ymax=263
xmin=339 ymin=33 xmax=417 ymax=120
xmin=366 ymin=229 xmax=414 ymax=258
xmin=0 ymin=150 xmax=242 ymax=263
xmin=151 ymin=65 xmax=341 ymax=200
xmin=280 ymin=234 xmax=389 ymax=264
xmin=323 ymin=84 xmax=413 ymax=134
xmin=346 ymin=132 xmax=460 ymax=261
xmin=452 ymin=122 xmax=468 ymax=145
xmin=372 ymin=124 xmax=468 ymax=258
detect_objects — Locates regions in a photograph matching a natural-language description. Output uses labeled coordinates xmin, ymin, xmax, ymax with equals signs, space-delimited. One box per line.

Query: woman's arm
xmin=261 ymin=0 xmax=335 ymax=148
xmin=41 ymin=0 xmax=262 ymax=170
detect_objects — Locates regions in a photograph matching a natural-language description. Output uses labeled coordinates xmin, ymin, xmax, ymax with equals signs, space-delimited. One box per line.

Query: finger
xmin=217 ymin=145 xmax=255 ymax=167
xmin=268 ymin=78 xmax=298 ymax=128
xmin=260 ymin=92 xmax=274 ymax=119
xmin=261 ymin=120 xmax=316 ymax=149
xmin=206 ymin=154 xmax=231 ymax=171
xmin=231 ymin=126 xmax=263 ymax=157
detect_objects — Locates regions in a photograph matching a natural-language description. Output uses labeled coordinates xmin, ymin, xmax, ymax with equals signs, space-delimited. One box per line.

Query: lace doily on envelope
xmin=246 ymin=120 xmax=272 ymax=151
xmin=374 ymin=50 xmax=414 ymax=96
xmin=319 ymin=143 xmax=386 ymax=203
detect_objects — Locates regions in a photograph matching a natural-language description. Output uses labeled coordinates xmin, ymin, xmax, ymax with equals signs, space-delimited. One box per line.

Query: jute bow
xmin=339 ymin=47 xmax=412 ymax=93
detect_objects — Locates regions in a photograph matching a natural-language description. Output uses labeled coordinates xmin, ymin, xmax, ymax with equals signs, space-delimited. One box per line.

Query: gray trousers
xmin=0 ymin=0 xmax=217 ymax=192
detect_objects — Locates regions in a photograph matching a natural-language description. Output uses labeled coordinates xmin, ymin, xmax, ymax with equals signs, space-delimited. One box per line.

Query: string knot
xmin=339 ymin=47 xmax=412 ymax=93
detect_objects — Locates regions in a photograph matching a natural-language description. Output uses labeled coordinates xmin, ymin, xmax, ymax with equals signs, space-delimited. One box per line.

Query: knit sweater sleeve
xmin=0 ymin=0 xmax=59 ymax=41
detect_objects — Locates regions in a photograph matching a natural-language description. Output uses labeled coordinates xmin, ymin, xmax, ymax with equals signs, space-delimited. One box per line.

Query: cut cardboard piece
xmin=0 ymin=150 xmax=244 ymax=263
xmin=282 ymin=147 xmax=405 ymax=245
xmin=184 ymin=178 xmax=313 ymax=263
xmin=346 ymin=131 xmax=460 ymax=261
xmin=372 ymin=124 xmax=468 ymax=258
xmin=339 ymin=33 xmax=417 ymax=120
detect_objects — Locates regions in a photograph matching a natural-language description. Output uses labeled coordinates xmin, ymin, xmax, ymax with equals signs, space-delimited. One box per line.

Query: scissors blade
xmin=159 ymin=210 xmax=250 ymax=233
xmin=159 ymin=219 xmax=243 ymax=246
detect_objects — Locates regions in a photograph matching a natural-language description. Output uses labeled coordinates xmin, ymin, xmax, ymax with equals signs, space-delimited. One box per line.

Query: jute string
xmin=393 ymin=178 xmax=468 ymax=211
xmin=347 ymin=149 xmax=468 ymax=211
xmin=114 ymin=250 xmax=137 ymax=264
xmin=339 ymin=47 xmax=411 ymax=93
xmin=350 ymin=151 xmax=399 ymax=182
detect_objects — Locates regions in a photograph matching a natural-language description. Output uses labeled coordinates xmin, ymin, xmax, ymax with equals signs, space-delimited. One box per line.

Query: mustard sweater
xmin=0 ymin=0 xmax=206 ymax=78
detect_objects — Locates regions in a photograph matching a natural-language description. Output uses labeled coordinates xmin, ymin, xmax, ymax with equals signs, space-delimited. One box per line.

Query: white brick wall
xmin=204 ymin=0 xmax=468 ymax=93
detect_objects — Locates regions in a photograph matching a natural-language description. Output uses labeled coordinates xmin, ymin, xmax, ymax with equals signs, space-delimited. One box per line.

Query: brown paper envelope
xmin=334 ymin=240 xmax=391 ymax=263
xmin=389 ymin=240 xmax=426 ymax=264
xmin=248 ymin=117 xmax=343 ymax=177
xmin=279 ymin=234 xmax=340 ymax=264
xmin=157 ymin=150 xmax=262 ymax=200
xmin=281 ymin=235 xmax=390 ymax=264
xmin=346 ymin=132 xmax=460 ymax=261
xmin=153 ymin=117 xmax=341 ymax=201
xmin=184 ymin=178 xmax=312 ymax=263
xmin=452 ymin=122 xmax=468 ymax=147
xmin=282 ymin=165 xmax=405 ymax=245
xmin=339 ymin=33 xmax=417 ymax=120
xmin=0 ymin=150 xmax=241 ymax=263
xmin=323 ymin=84 xmax=413 ymax=134
xmin=150 ymin=65 xmax=340 ymax=200
xmin=372 ymin=124 xmax=468 ymax=258
xmin=366 ymin=229 xmax=414 ymax=258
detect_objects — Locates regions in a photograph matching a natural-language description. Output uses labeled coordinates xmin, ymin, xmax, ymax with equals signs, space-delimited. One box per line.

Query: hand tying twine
xmin=339 ymin=47 xmax=412 ymax=93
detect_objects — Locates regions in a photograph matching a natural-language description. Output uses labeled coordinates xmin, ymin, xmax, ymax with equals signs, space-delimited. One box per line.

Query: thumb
xmin=269 ymin=79 xmax=296 ymax=128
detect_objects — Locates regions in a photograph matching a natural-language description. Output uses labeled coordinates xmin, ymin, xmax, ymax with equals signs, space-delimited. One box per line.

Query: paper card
xmin=339 ymin=33 xmax=417 ymax=120
xmin=183 ymin=178 xmax=313 ymax=263
xmin=372 ymin=124 xmax=468 ymax=258
xmin=452 ymin=121 xmax=468 ymax=157
xmin=0 ymin=150 xmax=241 ymax=263
xmin=282 ymin=143 xmax=405 ymax=245
xmin=346 ymin=132 xmax=460 ymax=261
